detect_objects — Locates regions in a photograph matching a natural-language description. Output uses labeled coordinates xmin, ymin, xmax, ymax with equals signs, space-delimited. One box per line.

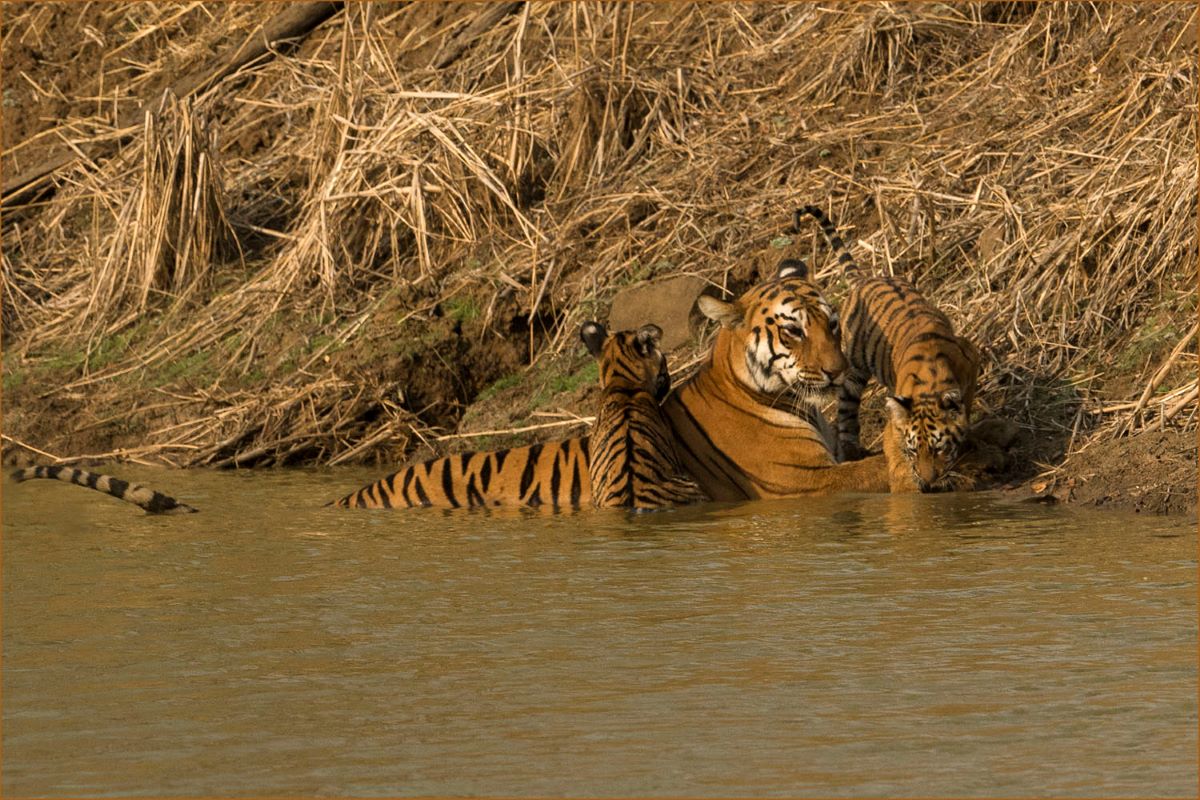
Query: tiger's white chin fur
xmin=752 ymin=365 xmax=839 ymax=404
xmin=793 ymin=380 xmax=837 ymax=405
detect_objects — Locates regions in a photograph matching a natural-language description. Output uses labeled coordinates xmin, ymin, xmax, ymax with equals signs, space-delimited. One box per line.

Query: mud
xmin=1016 ymin=429 xmax=1198 ymax=517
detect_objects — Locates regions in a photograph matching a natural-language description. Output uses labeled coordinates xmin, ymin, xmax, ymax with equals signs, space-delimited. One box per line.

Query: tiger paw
xmin=880 ymin=423 xmax=921 ymax=493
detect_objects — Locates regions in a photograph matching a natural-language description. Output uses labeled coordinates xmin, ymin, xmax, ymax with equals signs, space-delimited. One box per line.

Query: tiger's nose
xmin=917 ymin=462 xmax=940 ymax=488
xmin=822 ymin=368 xmax=841 ymax=384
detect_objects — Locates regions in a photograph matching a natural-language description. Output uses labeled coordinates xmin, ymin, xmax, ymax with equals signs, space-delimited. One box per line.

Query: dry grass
xmin=2 ymin=2 xmax=1195 ymax=468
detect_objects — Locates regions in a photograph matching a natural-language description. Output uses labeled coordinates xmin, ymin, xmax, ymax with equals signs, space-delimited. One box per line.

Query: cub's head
xmin=885 ymin=389 xmax=967 ymax=491
xmin=697 ymin=259 xmax=846 ymax=401
xmin=580 ymin=321 xmax=670 ymax=401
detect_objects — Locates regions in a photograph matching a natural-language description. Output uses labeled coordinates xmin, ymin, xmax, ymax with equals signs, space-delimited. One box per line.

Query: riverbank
xmin=2 ymin=3 xmax=1195 ymax=513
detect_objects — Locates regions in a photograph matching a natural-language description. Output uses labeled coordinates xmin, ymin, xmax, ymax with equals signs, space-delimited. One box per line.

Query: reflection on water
xmin=3 ymin=467 xmax=1196 ymax=797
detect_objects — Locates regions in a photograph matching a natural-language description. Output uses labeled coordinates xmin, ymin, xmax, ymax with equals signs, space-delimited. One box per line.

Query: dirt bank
xmin=1015 ymin=429 xmax=1198 ymax=516
xmin=2 ymin=3 xmax=1195 ymax=514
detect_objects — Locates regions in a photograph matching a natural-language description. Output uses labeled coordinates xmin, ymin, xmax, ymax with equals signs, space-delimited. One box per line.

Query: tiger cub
xmin=798 ymin=205 xmax=981 ymax=491
xmin=580 ymin=321 xmax=707 ymax=511
xmin=11 ymin=465 xmax=199 ymax=514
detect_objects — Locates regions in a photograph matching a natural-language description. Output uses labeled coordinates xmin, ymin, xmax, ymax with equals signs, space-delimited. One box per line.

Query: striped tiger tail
xmin=11 ymin=465 xmax=198 ymax=514
xmin=796 ymin=206 xmax=859 ymax=272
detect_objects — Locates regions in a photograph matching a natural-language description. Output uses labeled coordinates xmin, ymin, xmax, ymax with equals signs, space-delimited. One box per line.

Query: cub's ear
xmin=777 ymin=258 xmax=808 ymax=279
xmin=697 ymin=295 xmax=742 ymax=328
xmin=634 ymin=324 xmax=663 ymax=353
xmin=941 ymin=388 xmax=962 ymax=411
xmin=885 ymin=396 xmax=913 ymax=425
xmin=580 ymin=321 xmax=607 ymax=357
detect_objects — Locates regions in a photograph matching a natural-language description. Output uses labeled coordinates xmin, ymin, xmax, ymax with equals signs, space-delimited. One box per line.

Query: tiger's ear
xmin=941 ymin=388 xmax=962 ymax=411
xmin=777 ymin=258 xmax=808 ymax=279
xmin=885 ymin=396 xmax=913 ymax=425
xmin=580 ymin=321 xmax=607 ymax=357
xmin=635 ymin=324 xmax=663 ymax=352
xmin=697 ymin=295 xmax=742 ymax=328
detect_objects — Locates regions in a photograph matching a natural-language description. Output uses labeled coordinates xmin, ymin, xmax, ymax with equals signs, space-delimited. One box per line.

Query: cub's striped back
xmin=581 ymin=322 xmax=706 ymax=511
xmin=11 ymin=465 xmax=198 ymax=514
xmin=798 ymin=205 xmax=981 ymax=491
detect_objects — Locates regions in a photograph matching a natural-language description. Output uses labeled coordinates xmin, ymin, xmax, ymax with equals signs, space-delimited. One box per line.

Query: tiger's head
xmin=884 ymin=388 xmax=967 ymax=491
xmin=580 ymin=321 xmax=671 ymax=401
xmin=696 ymin=259 xmax=846 ymax=403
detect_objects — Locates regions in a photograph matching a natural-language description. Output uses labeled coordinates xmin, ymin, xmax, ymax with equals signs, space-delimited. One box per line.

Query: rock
xmin=607 ymin=274 xmax=708 ymax=351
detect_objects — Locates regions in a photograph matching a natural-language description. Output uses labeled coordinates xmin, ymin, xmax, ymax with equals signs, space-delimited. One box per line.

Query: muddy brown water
xmin=3 ymin=467 xmax=1196 ymax=797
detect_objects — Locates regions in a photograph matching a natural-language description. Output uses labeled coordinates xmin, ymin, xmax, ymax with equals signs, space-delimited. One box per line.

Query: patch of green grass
xmin=85 ymin=331 xmax=132 ymax=372
xmin=153 ymin=348 xmax=215 ymax=387
xmin=76 ymin=319 xmax=158 ymax=373
xmin=26 ymin=320 xmax=156 ymax=379
xmin=531 ymin=360 xmax=599 ymax=408
xmin=238 ymin=368 xmax=267 ymax=386
xmin=387 ymin=318 xmax=451 ymax=357
xmin=476 ymin=372 xmax=523 ymax=404
xmin=3 ymin=365 xmax=24 ymax=393
xmin=445 ymin=297 xmax=481 ymax=323
xmin=553 ymin=359 xmax=599 ymax=393
xmin=307 ymin=333 xmax=337 ymax=353
xmin=770 ymin=235 xmax=794 ymax=249
xmin=41 ymin=348 xmax=86 ymax=372
xmin=466 ymin=434 xmax=501 ymax=451
xmin=576 ymin=298 xmax=606 ymax=321
xmin=1113 ymin=313 xmax=1183 ymax=375
xmin=623 ymin=258 xmax=651 ymax=284
xmin=621 ymin=258 xmax=678 ymax=286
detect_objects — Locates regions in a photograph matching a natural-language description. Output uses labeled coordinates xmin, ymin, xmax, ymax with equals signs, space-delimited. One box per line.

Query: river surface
xmin=3 ymin=466 xmax=1196 ymax=797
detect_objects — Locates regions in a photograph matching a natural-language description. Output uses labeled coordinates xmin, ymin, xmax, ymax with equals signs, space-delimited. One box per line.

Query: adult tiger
xmin=581 ymin=321 xmax=706 ymax=510
xmin=331 ymin=258 xmax=898 ymax=509
xmin=660 ymin=259 xmax=895 ymax=500
xmin=10 ymin=465 xmax=199 ymax=514
xmin=797 ymin=205 xmax=981 ymax=491
xmin=329 ymin=436 xmax=591 ymax=509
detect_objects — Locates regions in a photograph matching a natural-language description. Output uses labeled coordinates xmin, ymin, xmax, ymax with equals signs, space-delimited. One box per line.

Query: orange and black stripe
xmin=334 ymin=258 xmax=902 ymax=509
xmin=798 ymin=205 xmax=979 ymax=486
xmin=582 ymin=322 xmax=706 ymax=510
xmin=329 ymin=438 xmax=592 ymax=509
